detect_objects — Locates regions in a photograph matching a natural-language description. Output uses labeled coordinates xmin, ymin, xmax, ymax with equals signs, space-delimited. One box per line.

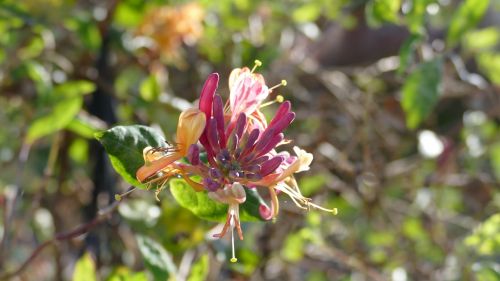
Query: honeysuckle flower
xmin=136 ymin=104 xmax=206 ymax=189
xmin=136 ymin=61 xmax=336 ymax=262
xmin=136 ymin=2 xmax=204 ymax=59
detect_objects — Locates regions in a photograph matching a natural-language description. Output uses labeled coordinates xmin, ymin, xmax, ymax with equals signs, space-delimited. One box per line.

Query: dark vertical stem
xmin=84 ymin=0 xmax=119 ymax=262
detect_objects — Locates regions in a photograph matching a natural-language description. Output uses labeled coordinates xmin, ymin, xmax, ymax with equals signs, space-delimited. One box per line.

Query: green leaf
xmin=54 ymin=80 xmax=95 ymax=98
xmin=95 ymin=125 xmax=166 ymax=187
xmin=401 ymin=59 xmax=442 ymax=129
xmin=106 ymin=268 xmax=148 ymax=281
xmin=292 ymin=3 xmax=321 ymax=23
xmin=27 ymin=96 xmax=83 ymax=143
xmin=18 ymin=35 xmax=44 ymax=60
xmin=366 ymin=0 xmax=401 ymax=25
xmin=26 ymin=80 xmax=96 ymax=143
xmin=464 ymin=213 xmax=500 ymax=256
xmin=464 ymin=27 xmax=500 ymax=52
xmin=136 ymin=235 xmax=177 ymax=281
xmin=446 ymin=0 xmax=490 ymax=47
xmin=281 ymin=231 xmax=305 ymax=262
xmin=405 ymin=0 xmax=432 ymax=33
xmin=140 ymin=74 xmax=161 ymax=101
xmin=72 ymin=252 xmax=97 ymax=281
xmin=24 ymin=61 xmax=52 ymax=96
xmin=187 ymin=254 xmax=209 ymax=281
xmin=398 ymin=34 xmax=422 ymax=75
xmin=298 ymin=174 xmax=327 ymax=197
xmin=114 ymin=1 xmax=146 ymax=28
xmin=170 ymin=179 xmax=227 ymax=221
xmin=477 ymin=52 xmax=500 ymax=85
xmin=169 ymin=179 xmax=266 ymax=222
xmin=66 ymin=116 xmax=103 ymax=139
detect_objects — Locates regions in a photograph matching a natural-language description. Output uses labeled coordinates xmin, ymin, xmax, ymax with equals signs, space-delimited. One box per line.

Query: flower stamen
xmin=268 ymin=80 xmax=287 ymax=93
xmin=114 ymin=187 xmax=137 ymax=201
xmin=250 ymin=59 xmax=262 ymax=73
xmin=230 ymin=207 xmax=238 ymax=263
xmin=260 ymin=95 xmax=285 ymax=108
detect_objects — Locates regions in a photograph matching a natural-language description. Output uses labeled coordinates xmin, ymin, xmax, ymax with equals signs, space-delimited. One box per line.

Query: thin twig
xmin=0 ymin=186 xmax=136 ymax=280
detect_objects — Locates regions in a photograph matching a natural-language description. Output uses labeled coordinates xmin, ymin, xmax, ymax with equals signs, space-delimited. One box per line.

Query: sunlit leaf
xmin=69 ymin=138 xmax=89 ymax=164
xmin=281 ymin=231 xmax=304 ymax=262
xmin=366 ymin=0 xmax=401 ymax=25
xmin=24 ymin=61 xmax=52 ymax=96
xmin=54 ymin=80 xmax=95 ymax=98
xmin=170 ymin=178 xmax=227 ymax=221
xmin=292 ymin=3 xmax=321 ymax=23
xmin=114 ymin=1 xmax=146 ymax=28
xmin=298 ymin=174 xmax=327 ymax=197
xmin=26 ymin=80 xmax=95 ymax=143
xmin=18 ymin=35 xmax=44 ymax=60
xmin=187 ymin=254 xmax=209 ymax=281
xmin=405 ymin=0 xmax=432 ymax=33
xmin=401 ymin=59 xmax=442 ymax=129
xmin=169 ymin=179 xmax=266 ymax=222
xmin=477 ymin=52 xmax=500 ymax=85
xmin=136 ymin=235 xmax=177 ymax=281
xmin=27 ymin=96 xmax=83 ymax=143
xmin=72 ymin=252 xmax=97 ymax=281
xmin=95 ymin=125 xmax=166 ymax=187
xmin=106 ymin=267 xmax=148 ymax=281
xmin=464 ymin=213 xmax=500 ymax=256
xmin=447 ymin=0 xmax=490 ymax=47
xmin=140 ymin=74 xmax=161 ymax=101
xmin=66 ymin=116 xmax=103 ymax=139
xmin=464 ymin=27 xmax=500 ymax=52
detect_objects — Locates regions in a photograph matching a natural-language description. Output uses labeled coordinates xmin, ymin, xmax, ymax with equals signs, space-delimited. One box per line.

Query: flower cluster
xmin=136 ymin=61 xmax=336 ymax=262
xmin=136 ymin=2 xmax=204 ymax=59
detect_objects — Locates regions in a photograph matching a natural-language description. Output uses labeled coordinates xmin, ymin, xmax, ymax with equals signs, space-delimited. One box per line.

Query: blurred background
xmin=0 ymin=0 xmax=499 ymax=280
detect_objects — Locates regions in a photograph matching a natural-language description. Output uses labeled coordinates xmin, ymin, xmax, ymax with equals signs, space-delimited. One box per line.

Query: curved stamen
xmin=250 ymin=59 xmax=262 ymax=73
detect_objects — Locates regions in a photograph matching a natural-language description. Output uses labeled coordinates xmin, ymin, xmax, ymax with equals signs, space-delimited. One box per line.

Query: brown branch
xmin=0 ymin=187 xmax=135 ymax=280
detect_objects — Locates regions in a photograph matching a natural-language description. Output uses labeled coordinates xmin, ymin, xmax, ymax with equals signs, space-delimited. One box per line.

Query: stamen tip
xmin=276 ymin=95 xmax=284 ymax=103
xmin=114 ymin=194 xmax=122 ymax=201
xmin=254 ymin=59 xmax=262 ymax=67
xmin=281 ymin=79 xmax=287 ymax=86
xmin=230 ymin=257 xmax=238 ymax=263
xmin=332 ymin=208 xmax=338 ymax=215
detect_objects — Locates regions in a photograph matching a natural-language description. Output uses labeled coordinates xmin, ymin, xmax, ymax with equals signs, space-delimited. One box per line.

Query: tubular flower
xmin=136 ymin=61 xmax=336 ymax=262
xmin=136 ymin=103 xmax=207 ymax=192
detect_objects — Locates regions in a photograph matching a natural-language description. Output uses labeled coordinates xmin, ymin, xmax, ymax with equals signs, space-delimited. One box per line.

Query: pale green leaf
xmin=106 ymin=267 xmax=148 ymax=281
xmin=447 ymin=0 xmax=490 ymax=47
xmin=72 ymin=252 xmax=97 ymax=281
xmin=140 ymin=74 xmax=161 ymax=102
xmin=477 ymin=52 xmax=500 ymax=85
xmin=464 ymin=27 xmax=500 ymax=52
xmin=367 ymin=0 xmax=401 ymax=25
xmin=136 ymin=235 xmax=177 ymax=281
xmin=27 ymin=96 xmax=83 ymax=143
xmin=54 ymin=80 xmax=95 ymax=98
xmin=187 ymin=254 xmax=209 ymax=281
xmin=292 ymin=3 xmax=321 ymax=23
